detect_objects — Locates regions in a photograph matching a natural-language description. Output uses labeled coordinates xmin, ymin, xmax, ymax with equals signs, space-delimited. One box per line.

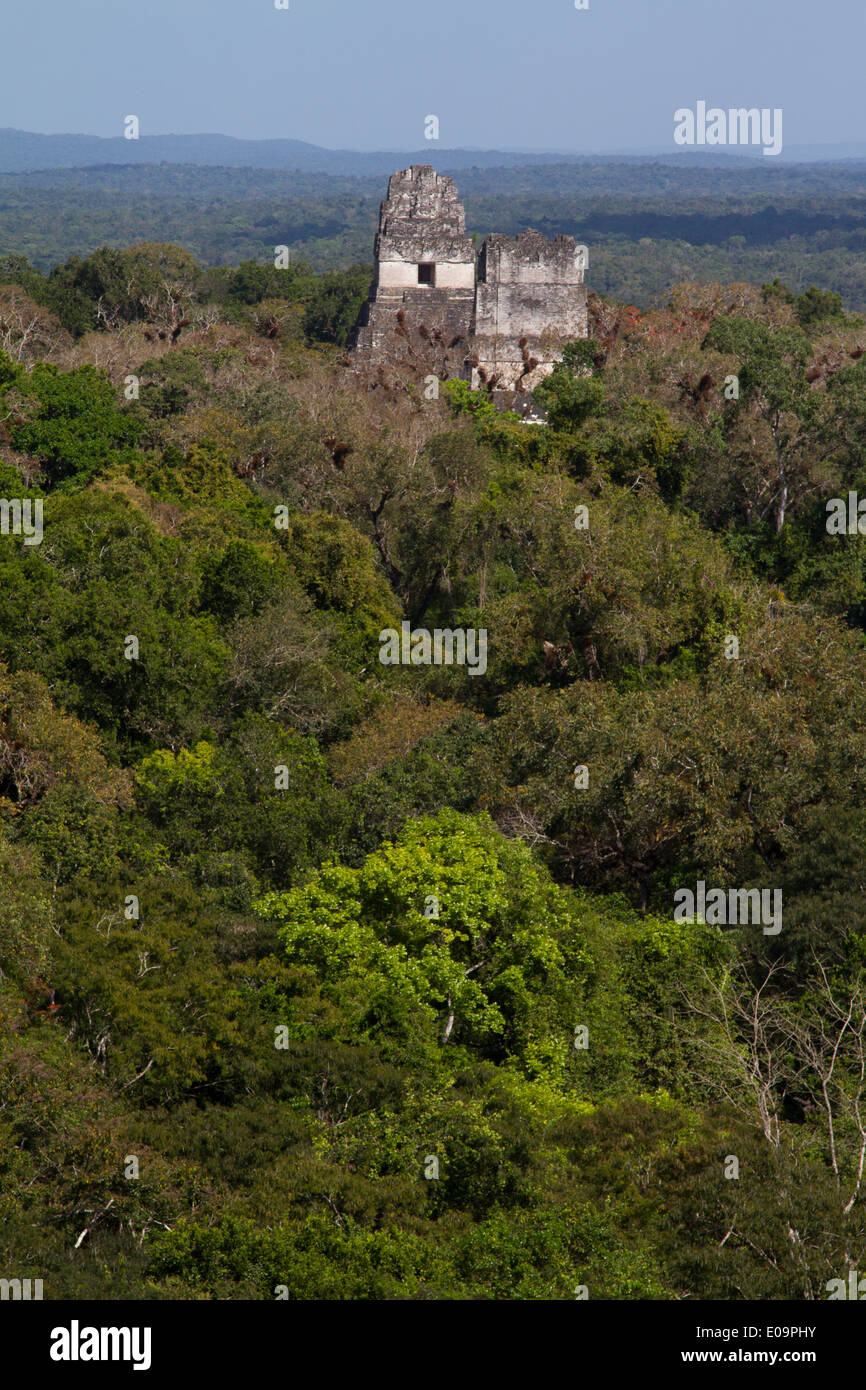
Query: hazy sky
xmin=4 ymin=0 xmax=864 ymax=152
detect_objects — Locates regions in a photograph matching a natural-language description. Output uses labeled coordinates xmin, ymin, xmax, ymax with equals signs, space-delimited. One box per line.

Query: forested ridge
xmin=2 ymin=239 xmax=866 ymax=1300
xmin=6 ymin=158 xmax=866 ymax=306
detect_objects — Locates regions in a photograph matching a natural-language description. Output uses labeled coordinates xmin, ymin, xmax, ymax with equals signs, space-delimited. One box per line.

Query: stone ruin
xmin=349 ymin=165 xmax=588 ymax=399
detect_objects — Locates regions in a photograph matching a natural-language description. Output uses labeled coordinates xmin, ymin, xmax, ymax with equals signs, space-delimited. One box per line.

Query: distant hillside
xmin=0 ymin=129 xmax=609 ymax=176
xmin=0 ymin=128 xmax=775 ymax=177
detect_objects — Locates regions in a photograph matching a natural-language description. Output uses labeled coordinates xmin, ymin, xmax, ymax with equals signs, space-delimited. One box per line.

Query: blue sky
xmin=3 ymin=0 xmax=864 ymax=152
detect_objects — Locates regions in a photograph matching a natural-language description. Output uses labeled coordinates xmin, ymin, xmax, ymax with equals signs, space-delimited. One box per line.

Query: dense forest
xmin=3 ymin=233 xmax=866 ymax=1300
xmin=5 ymin=158 xmax=866 ymax=305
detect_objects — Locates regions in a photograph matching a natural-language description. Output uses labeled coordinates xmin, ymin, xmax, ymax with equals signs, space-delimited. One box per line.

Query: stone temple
xmin=349 ymin=165 xmax=588 ymax=397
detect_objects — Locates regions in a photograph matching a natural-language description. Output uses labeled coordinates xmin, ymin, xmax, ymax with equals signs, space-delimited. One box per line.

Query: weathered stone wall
xmin=471 ymin=231 xmax=588 ymax=391
xmin=350 ymin=167 xmax=588 ymax=392
xmin=350 ymin=166 xmax=476 ymax=374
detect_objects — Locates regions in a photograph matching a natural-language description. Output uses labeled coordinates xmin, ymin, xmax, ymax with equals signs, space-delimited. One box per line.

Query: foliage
xmin=2 ymin=217 xmax=866 ymax=1301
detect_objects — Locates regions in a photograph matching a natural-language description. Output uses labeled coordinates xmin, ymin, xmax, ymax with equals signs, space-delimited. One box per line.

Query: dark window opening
xmin=418 ymin=263 xmax=435 ymax=286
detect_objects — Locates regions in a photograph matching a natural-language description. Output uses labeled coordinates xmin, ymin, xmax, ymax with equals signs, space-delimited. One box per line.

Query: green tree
xmin=702 ymin=316 xmax=817 ymax=532
xmin=2 ymin=358 xmax=141 ymax=487
xmin=254 ymin=809 xmax=593 ymax=1069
